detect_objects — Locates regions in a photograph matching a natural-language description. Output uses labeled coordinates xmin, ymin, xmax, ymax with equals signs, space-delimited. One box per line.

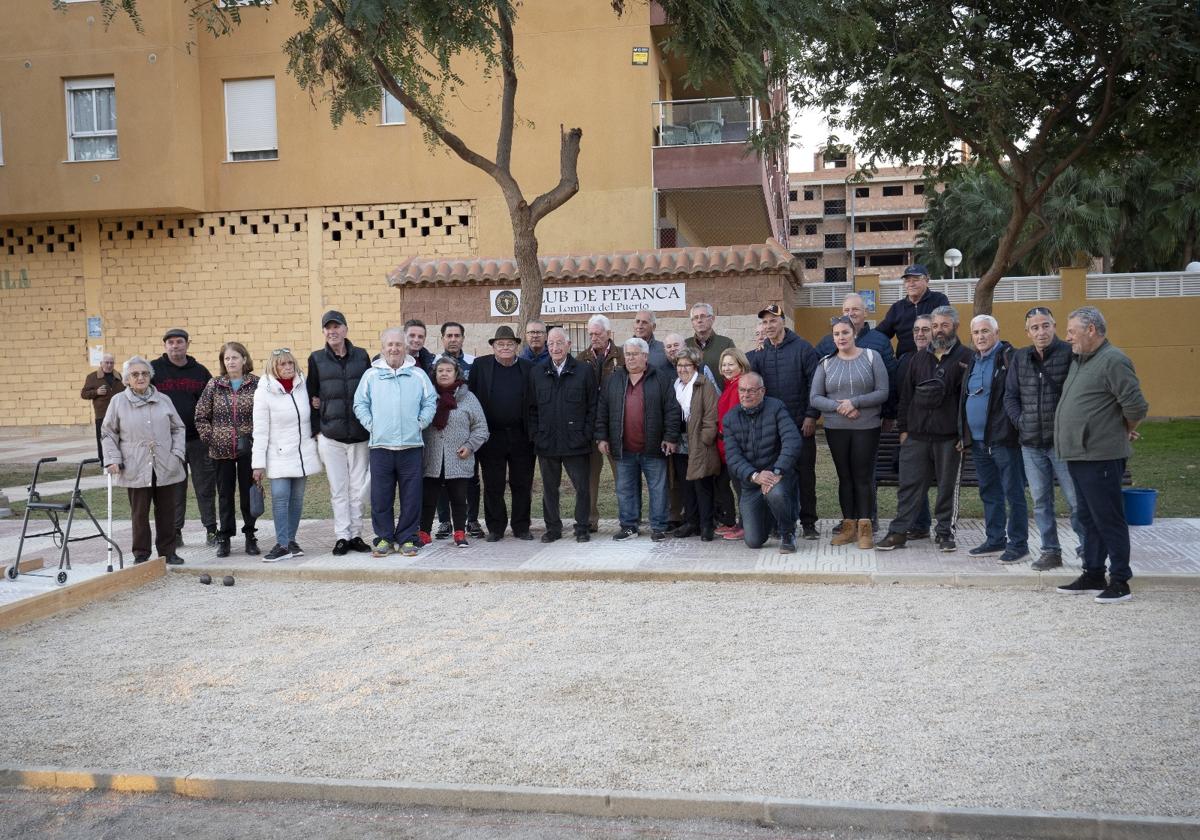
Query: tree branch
xmin=495 ymin=5 xmax=517 ymax=172
xmin=321 ymin=0 xmax=500 ymax=179
xmin=529 ymin=127 xmax=583 ymax=225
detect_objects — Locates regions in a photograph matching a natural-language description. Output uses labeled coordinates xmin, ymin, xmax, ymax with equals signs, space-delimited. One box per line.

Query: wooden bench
xmin=874 ymin=430 xmax=1131 ymax=487
xmin=874 ymin=429 xmax=977 ymax=487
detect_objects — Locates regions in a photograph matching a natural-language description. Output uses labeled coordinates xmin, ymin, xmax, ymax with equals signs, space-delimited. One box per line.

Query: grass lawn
xmin=3 ymin=419 xmax=1196 ymax=523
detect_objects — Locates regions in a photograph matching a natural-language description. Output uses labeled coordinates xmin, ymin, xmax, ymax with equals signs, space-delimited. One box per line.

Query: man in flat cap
xmin=151 ymin=327 xmax=217 ymax=546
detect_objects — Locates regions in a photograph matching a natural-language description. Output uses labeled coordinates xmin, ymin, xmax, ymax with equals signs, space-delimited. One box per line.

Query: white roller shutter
xmin=224 ymin=78 xmax=277 ymax=159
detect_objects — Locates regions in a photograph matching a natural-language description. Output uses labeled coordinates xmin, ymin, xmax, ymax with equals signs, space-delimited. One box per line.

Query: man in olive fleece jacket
xmin=1053 ymin=307 xmax=1149 ymax=604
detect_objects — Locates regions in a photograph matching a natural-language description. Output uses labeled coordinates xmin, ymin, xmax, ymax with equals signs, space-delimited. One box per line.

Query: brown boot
xmin=857 ymin=519 xmax=874 ymax=550
xmin=831 ymin=519 xmax=857 ymax=546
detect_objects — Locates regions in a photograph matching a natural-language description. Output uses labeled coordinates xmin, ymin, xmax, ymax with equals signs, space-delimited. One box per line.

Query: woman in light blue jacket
xmin=353 ymin=328 xmax=437 ymax=558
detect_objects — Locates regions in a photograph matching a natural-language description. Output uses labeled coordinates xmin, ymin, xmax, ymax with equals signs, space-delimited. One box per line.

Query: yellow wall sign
xmin=632 ymin=47 xmax=650 ymax=66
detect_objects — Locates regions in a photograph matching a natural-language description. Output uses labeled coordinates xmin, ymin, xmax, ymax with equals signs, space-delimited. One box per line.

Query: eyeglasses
xmin=127 ymin=371 xmax=150 ymax=378
xmin=830 ymin=316 xmax=854 ymax=326
xmin=1025 ymin=307 xmax=1053 ymax=319
xmin=738 ymin=386 xmax=765 ymax=394
xmin=271 ymin=348 xmax=292 ymax=356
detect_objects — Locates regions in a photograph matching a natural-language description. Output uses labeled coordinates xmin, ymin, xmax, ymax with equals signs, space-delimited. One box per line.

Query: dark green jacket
xmin=1054 ymin=340 xmax=1148 ymax=461
xmin=686 ymin=332 xmax=735 ymax=389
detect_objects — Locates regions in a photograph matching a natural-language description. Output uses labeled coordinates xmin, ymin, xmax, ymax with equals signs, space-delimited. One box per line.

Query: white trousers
xmin=318 ymin=435 xmax=370 ymax=540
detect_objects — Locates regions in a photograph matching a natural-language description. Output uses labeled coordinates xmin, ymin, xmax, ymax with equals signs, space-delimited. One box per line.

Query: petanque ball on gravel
xmin=222 ymin=575 xmax=235 ymax=587
xmin=199 ymin=574 xmax=212 ymax=585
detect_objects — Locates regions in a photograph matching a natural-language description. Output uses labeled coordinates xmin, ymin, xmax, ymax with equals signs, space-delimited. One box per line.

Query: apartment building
xmin=788 ymin=149 xmax=927 ymax=283
xmin=0 ymin=1 xmax=786 ymax=428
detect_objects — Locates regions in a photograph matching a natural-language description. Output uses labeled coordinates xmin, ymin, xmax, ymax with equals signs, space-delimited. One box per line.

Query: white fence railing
xmin=797 ymin=271 xmax=1200 ymax=308
xmin=1086 ymin=271 xmax=1200 ymax=299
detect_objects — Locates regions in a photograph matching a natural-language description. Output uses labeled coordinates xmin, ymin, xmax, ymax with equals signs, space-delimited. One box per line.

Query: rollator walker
xmin=4 ymin=457 xmax=123 ymax=586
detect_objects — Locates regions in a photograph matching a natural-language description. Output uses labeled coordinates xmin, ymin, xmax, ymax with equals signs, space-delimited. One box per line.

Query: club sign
xmin=490 ymin=283 xmax=687 ymax=316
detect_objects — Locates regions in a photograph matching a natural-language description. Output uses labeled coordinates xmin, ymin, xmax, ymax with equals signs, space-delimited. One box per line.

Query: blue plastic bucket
xmin=1122 ymin=488 xmax=1158 ymax=526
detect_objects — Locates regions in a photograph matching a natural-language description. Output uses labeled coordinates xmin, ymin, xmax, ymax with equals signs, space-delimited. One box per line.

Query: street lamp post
xmin=944 ymin=248 xmax=963 ymax=280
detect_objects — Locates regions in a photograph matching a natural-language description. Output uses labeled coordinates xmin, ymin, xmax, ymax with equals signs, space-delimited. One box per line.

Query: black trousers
xmin=214 ymin=453 xmax=257 ymax=538
xmin=825 ymin=427 xmax=880 ymax=520
xmin=795 ymin=433 xmax=818 ymax=528
xmin=422 ymin=476 xmax=468 ymax=533
xmin=713 ymin=466 xmax=737 ymax=527
xmin=128 ymin=474 xmax=180 ymax=559
xmin=539 ymin=453 xmax=591 ymax=536
xmin=437 ymin=467 xmax=480 ymax=525
xmin=94 ymin=418 xmax=105 ymax=462
xmin=175 ymin=437 xmax=217 ymax=535
xmin=1069 ymin=459 xmax=1133 ymax=583
xmin=671 ymin=453 xmax=715 ymax=531
xmin=478 ymin=427 xmax=536 ymax=536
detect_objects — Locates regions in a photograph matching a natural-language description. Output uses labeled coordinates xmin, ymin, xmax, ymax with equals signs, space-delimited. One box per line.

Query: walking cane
xmin=106 ymin=471 xmax=116 ymax=572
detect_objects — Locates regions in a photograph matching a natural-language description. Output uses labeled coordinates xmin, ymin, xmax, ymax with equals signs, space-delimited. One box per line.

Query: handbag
xmin=237 ymin=432 xmax=252 ymax=457
xmin=249 ymin=481 xmax=265 ymax=519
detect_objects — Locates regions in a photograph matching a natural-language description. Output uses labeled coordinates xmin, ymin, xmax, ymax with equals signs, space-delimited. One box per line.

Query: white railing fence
xmin=796 ymin=271 xmax=1200 ymax=307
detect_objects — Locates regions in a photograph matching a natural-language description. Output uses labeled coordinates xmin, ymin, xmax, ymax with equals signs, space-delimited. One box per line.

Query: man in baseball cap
xmin=307 ymin=309 xmax=372 ymax=555
xmin=877 ymin=265 xmax=950 ymax=357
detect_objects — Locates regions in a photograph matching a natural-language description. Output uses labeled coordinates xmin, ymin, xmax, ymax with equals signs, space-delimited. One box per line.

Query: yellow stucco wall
xmin=792 ymin=269 xmax=1200 ymax=418
xmin=1 ymin=0 xmax=658 ymax=255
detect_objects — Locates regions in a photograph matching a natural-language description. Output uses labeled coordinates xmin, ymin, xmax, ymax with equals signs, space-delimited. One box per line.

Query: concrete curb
xmin=164 ymin=564 xmax=1200 ymax=590
xmin=1 ymin=766 xmax=1197 ymax=839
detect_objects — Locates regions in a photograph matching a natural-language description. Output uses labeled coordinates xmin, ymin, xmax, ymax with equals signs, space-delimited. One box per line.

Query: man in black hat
xmin=151 ymin=327 xmax=217 ymax=547
xmin=877 ymin=265 xmax=951 ymax=358
xmin=468 ymin=325 xmax=537 ymax=541
xmin=748 ymin=303 xmax=821 ymax=539
xmin=307 ymin=310 xmax=373 ymax=556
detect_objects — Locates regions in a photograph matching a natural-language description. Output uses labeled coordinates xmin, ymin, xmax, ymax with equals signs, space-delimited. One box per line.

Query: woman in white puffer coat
xmin=252 ymin=348 xmax=321 ymax=562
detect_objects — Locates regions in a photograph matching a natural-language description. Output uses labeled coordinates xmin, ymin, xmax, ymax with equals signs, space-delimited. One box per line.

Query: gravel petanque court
xmin=0 ymin=576 xmax=1197 ymax=820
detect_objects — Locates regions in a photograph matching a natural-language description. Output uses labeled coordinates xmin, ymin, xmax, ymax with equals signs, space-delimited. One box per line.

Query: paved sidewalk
xmin=4 ymin=513 xmax=1198 ymax=596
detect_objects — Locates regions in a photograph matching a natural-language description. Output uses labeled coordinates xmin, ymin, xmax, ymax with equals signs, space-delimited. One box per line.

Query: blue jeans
xmin=1022 ymin=445 xmax=1083 ymax=554
xmin=615 ymin=452 xmax=669 ymax=532
xmin=972 ymin=443 xmax=1028 ymax=552
xmin=370 ymin=447 xmax=424 ymax=546
xmin=739 ymin=479 xmax=796 ymax=548
xmin=269 ymin=476 xmax=306 ymax=547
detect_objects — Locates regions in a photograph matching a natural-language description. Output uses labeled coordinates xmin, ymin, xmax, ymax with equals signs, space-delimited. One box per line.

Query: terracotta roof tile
xmin=387 ymin=239 xmax=802 ymax=288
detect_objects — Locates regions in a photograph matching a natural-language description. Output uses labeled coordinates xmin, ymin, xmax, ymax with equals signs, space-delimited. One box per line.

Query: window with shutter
xmin=224 ymin=78 xmax=278 ymax=162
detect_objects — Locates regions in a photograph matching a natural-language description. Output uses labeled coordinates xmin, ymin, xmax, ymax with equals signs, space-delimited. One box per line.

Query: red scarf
xmin=432 ymin=379 xmax=463 ymax=430
xmin=279 ymin=377 xmax=295 ymax=394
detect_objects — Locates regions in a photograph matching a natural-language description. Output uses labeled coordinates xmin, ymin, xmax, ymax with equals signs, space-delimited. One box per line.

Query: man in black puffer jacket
xmin=748 ymin=304 xmax=820 ymax=539
xmin=307 ymin=310 xmax=372 ymax=556
xmin=1002 ymin=307 xmax=1083 ymax=570
xmin=723 ymin=372 xmax=802 ymax=552
xmin=877 ymin=306 xmax=971 ymax=552
xmin=595 ymin=337 xmax=680 ymax=542
xmin=960 ymin=315 xmax=1027 ymax=563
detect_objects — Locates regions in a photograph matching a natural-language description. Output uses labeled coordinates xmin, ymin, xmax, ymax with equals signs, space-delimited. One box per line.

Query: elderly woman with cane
xmin=101 ymin=355 xmax=187 ymax=565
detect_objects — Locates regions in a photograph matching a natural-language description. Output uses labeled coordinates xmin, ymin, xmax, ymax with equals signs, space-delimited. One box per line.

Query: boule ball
xmin=222 ymin=575 xmax=235 ymax=587
xmin=199 ymin=573 xmax=212 ymax=585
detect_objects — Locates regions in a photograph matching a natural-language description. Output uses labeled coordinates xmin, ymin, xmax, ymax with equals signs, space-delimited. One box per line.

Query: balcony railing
xmin=652 ymin=97 xmax=759 ymax=147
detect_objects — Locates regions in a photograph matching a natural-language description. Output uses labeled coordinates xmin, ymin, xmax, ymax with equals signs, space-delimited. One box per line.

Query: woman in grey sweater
xmin=810 ymin=316 xmax=890 ymax=549
xmin=420 ymin=357 xmax=490 ymax=547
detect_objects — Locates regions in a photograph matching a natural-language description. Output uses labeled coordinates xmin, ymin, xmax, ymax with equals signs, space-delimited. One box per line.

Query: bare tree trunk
xmin=510 ymin=205 xmax=543 ymax=333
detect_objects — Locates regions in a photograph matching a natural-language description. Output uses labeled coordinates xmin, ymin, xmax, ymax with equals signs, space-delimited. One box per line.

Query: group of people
xmin=87 ymin=264 xmax=1148 ymax=603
